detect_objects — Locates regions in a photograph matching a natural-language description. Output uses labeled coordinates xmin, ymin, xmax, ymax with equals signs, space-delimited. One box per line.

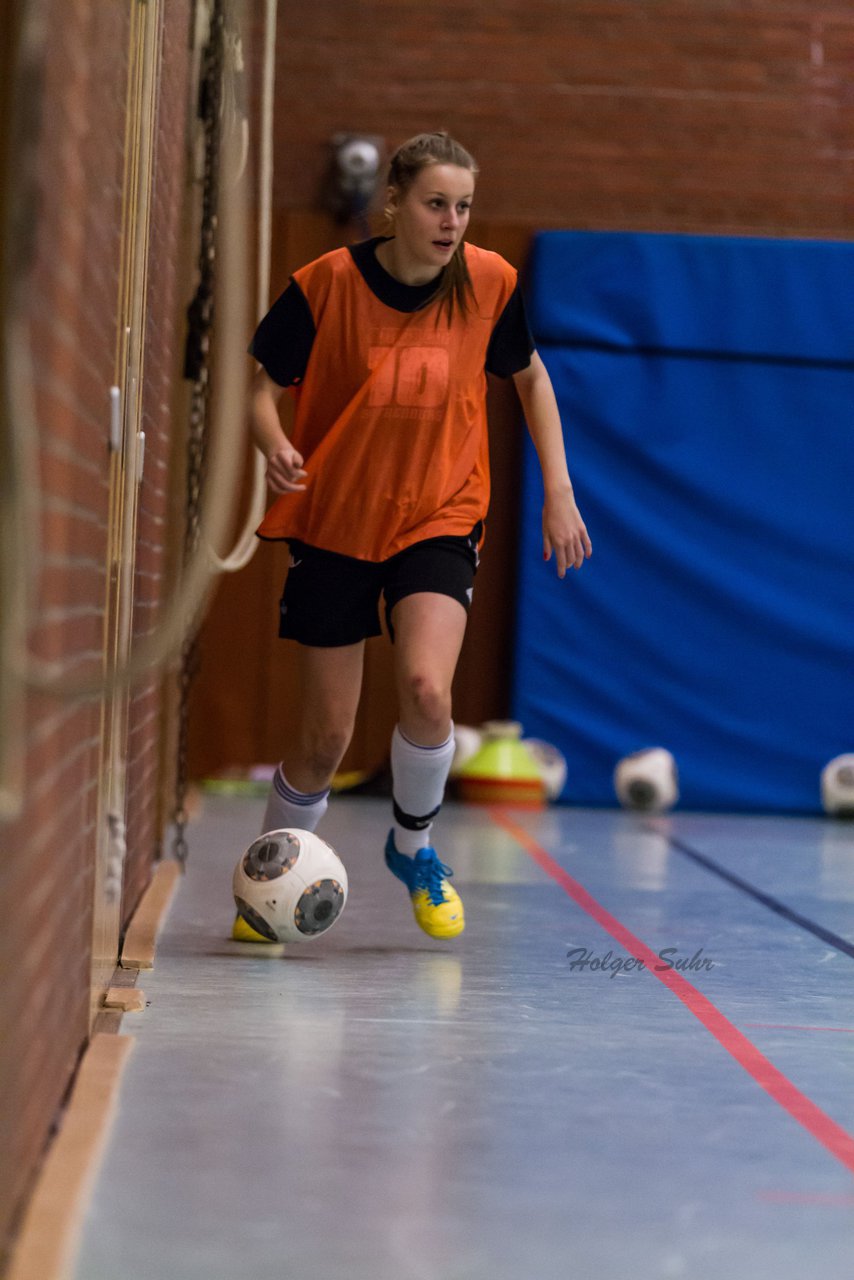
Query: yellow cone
xmin=456 ymin=720 xmax=546 ymax=807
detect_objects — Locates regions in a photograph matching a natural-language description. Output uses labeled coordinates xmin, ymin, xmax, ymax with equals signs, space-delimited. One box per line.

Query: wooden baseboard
xmin=7 ymin=1035 xmax=134 ymax=1280
xmin=120 ymin=859 xmax=181 ymax=969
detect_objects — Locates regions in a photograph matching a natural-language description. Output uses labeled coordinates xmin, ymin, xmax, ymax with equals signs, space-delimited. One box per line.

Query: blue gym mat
xmin=513 ymin=232 xmax=854 ymax=811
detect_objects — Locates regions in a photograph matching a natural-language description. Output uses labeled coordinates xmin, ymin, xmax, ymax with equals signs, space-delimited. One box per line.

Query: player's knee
xmin=401 ymin=671 xmax=451 ymax=732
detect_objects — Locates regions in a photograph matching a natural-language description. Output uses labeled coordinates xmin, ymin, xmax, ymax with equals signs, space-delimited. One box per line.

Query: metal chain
xmin=173 ymin=1 xmax=225 ymax=868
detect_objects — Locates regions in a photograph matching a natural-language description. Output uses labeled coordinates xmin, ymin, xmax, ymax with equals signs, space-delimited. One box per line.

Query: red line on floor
xmin=491 ymin=808 xmax=854 ymax=1177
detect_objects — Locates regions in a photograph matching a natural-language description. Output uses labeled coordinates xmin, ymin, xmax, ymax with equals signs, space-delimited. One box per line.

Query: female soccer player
xmin=245 ymin=131 xmax=591 ymax=941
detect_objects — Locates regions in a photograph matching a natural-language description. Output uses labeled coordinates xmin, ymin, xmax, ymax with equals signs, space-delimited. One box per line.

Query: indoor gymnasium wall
xmin=267 ymin=1 xmax=852 ymax=239
xmin=0 ymin=4 xmax=133 ymax=1257
xmin=189 ymin=0 xmax=851 ymax=782
xmin=0 ymin=0 xmax=193 ymax=1260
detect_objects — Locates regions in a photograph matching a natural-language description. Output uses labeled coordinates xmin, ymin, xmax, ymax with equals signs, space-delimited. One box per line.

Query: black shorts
xmin=278 ymin=524 xmax=482 ymax=647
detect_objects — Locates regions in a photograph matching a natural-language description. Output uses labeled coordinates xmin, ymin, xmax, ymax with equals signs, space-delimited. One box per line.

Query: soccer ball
xmin=821 ymin=754 xmax=854 ymax=817
xmin=614 ymin=747 xmax=679 ymax=813
xmin=232 ymin=829 xmax=348 ymax=943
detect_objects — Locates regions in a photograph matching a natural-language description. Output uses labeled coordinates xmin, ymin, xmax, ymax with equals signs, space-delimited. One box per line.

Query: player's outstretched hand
xmin=542 ymin=488 xmax=592 ymax=578
xmin=266 ymin=441 xmax=308 ymax=494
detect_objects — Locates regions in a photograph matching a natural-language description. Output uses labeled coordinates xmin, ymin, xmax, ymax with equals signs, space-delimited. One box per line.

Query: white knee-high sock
xmin=391 ymin=724 xmax=455 ymax=854
xmin=262 ymin=765 xmax=330 ymax=835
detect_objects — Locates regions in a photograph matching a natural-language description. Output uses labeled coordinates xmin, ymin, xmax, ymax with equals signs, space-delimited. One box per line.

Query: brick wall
xmin=0 ymin=0 xmax=192 ymax=1259
xmin=267 ymin=0 xmax=853 ymax=237
xmin=0 ymin=2 xmax=129 ymax=1258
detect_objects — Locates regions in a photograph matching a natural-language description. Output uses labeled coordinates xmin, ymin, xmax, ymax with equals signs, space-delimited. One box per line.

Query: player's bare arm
xmin=248 ymin=368 xmax=308 ymax=494
xmin=513 ymin=351 xmax=592 ymax=577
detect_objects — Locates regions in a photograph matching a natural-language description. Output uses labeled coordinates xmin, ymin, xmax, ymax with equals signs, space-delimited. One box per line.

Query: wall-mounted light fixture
xmin=322 ymin=132 xmax=384 ymax=226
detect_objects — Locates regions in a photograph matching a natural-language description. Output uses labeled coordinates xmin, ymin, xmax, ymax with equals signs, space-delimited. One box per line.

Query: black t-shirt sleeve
xmin=248 ymin=280 xmax=316 ymax=387
xmin=485 ymin=284 xmax=536 ymax=378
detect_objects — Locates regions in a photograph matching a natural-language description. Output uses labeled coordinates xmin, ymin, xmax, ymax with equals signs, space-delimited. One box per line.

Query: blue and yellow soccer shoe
xmin=384 ymin=831 xmax=465 ymax=940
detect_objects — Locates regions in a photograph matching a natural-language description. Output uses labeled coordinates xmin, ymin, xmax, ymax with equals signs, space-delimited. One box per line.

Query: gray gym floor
xmin=74 ymin=796 xmax=854 ymax=1279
